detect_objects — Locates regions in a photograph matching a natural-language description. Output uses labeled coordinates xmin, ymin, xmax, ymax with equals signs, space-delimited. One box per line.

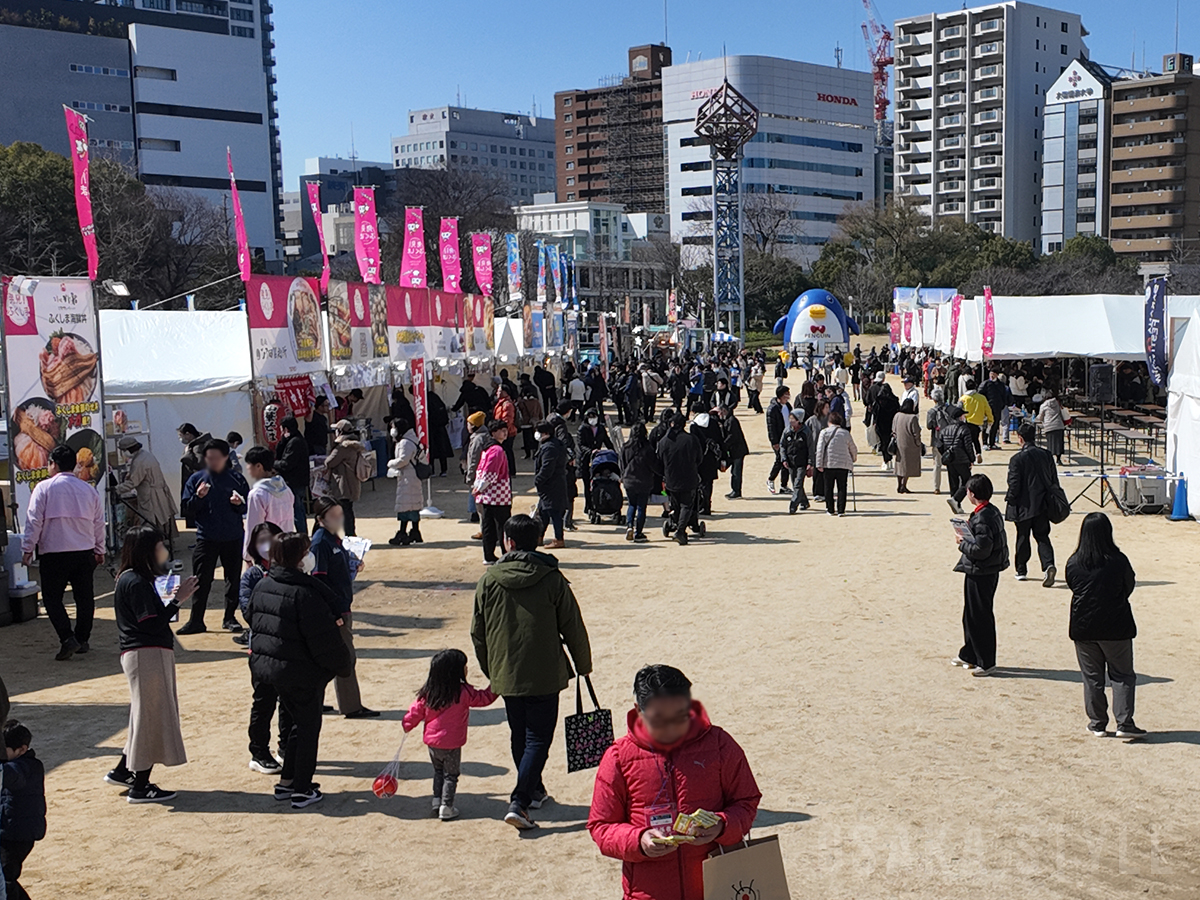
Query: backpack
xmin=354 ymin=450 xmax=374 ymax=483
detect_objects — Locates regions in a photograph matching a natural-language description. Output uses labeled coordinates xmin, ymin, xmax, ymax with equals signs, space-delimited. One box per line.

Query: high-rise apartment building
xmin=892 ymin=1 xmax=1087 ymax=243
xmin=0 ymin=0 xmax=284 ymax=268
xmin=390 ymin=106 xmax=555 ymax=204
xmin=662 ymin=55 xmax=875 ymax=266
xmin=1040 ymin=58 xmax=1114 ymax=253
xmin=554 ymin=44 xmax=673 ymax=213
xmin=1108 ymin=54 xmax=1200 ymax=264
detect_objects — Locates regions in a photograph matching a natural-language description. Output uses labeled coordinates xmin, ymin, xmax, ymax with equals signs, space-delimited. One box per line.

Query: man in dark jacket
xmin=1005 ymin=423 xmax=1059 ymax=586
xmin=247 ymin=545 xmax=353 ymax=808
xmin=533 ymin=423 xmax=568 ymax=548
xmin=952 ymin=473 xmax=1010 ymax=676
xmin=548 ymin=402 xmax=579 ymax=530
xmin=656 ymin=414 xmax=702 ymax=545
xmin=981 ymin=371 xmax=1009 ymax=449
xmin=940 ymin=406 xmax=976 ymax=513
xmin=2 ymin=719 xmax=46 ymax=900
xmin=717 ymin=405 xmax=749 ymax=499
xmin=276 ymin=417 xmax=311 ymax=535
xmin=451 ymin=378 xmax=492 ymax=415
xmin=765 ymin=385 xmax=792 ymax=494
xmin=780 ymin=410 xmax=812 ymax=513
xmin=179 ymin=439 xmax=250 ymax=635
xmin=471 ymin=514 xmax=592 ymax=831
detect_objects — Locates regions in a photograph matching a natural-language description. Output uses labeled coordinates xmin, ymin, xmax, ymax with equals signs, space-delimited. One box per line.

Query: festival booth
xmin=983 ymin=294 xmax=1144 ymax=361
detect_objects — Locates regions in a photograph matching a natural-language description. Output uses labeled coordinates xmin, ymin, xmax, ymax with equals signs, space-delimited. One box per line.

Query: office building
xmin=662 ymin=55 xmax=875 ymax=266
xmin=283 ymin=157 xmax=397 ymax=266
xmin=892 ymin=1 xmax=1088 ymax=243
xmin=1108 ymin=54 xmax=1200 ymax=263
xmin=554 ymin=44 xmax=673 ymax=213
xmin=1040 ymin=58 xmax=1114 ymax=253
xmin=0 ymin=0 xmax=284 ymax=268
xmin=390 ymin=106 xmax=555 ymax=203
xmin=515 ymin=194 xmax=669 ymax=261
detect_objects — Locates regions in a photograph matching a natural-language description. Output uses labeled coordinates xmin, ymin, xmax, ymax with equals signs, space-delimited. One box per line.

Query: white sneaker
xmin=880 ymin=462 xmax=889 ymax=471
xmin=1089 ymin=728 xmax=1109 ymax=738
xmin=439 ymin=805 xmax=460 ymax=821
xmin=970 ymin=666 xmax=997 ymax=677
xmin=1014 ymin=572 xmax=1028 ymax=582
xmin=951 ymin=656 xmax=970 ymax=667
xmin=767 ymin=480 xmax=777 ymax=495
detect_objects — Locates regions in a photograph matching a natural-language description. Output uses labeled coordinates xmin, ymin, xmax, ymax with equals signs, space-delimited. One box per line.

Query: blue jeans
xmin=504 ymin=693 xmax=559 ymax=809
xmin=292 ymin=489 xmax=308 ymax=536
xmin=626 ymin=491 xmax=649 ymax=534
xmin=467 ymin=493 xmax=477 ymax=517
xmin=538 ymin=504 xmax=564 ymax=541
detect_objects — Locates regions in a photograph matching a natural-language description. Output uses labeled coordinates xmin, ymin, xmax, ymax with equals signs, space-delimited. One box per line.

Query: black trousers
xmin=39 ymin=548 xmax=96 ymax=644
xmin=669 ymin=489 xmax=699 ymax=537
xmin=248 ymin=673 xmax=294 ymax=760
xmin=276 ymin=682 xmax=326 ymax=793
xmin=747 ymin=388 xmax=763 ymax=413
xmin=1 ymin=839 xmax=34 ymax=900
xmin=502 ymin=436 xmax=517 ymax=479
xmin=948 ymin=462 xmax=972 ymax=504
xmin=642 ymin=394 xmax=657 ymax=421
xmin=338 ymin=498 xmax=357 ymax=537
xmin=959 ymin=572 xmax=999 ymax=670
xmin=521 ymin=427 xmax=537 ymax=456
xmin=479 ymin=503 xmax=511 ymax=563
xmin=188 ymin=537 xmax=243 ymax=627
xmin=987 ymin=406 xmax=1003 ymax=447
xmin=768 ymin=448 xmax=791 ymax=489
xmin=966 ymin=422 xmax=983 ymax=458
xmin=824 ymin=468 xmax=850 ymax=514
xmin=1014 ymin=514 xmax=1054 ymax=575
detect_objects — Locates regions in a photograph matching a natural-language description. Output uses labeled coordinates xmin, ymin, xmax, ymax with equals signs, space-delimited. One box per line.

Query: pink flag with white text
xmin=227 ymin=148 xmax=251 ymax=282
xmin=63 ymin=107 xmax=99 ymax=280
xmin=400 ymin=207 xmax=427 ymax=288
xmin=353 ymin=187 xmax=381 ymax=285
xmin=903 ymin=311 xmax=913 ymax=344
xmin=305 ymin=182 xmax=330 ymax=294
xmin=471 ymin=233 xmax=493 ymax=296
xmin=981 ymin=286 xmax=995 ymax=358
xmin=439 ymin=217 xmax=462 ymax=293
xmin=950 ymin=294 xmax=962 ymax=354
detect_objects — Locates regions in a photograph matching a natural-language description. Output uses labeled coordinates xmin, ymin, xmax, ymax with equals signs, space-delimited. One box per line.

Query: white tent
xmin=100 ymin=309 xmax=255 ymax=501
xmin=1167 ymin=310 xmax=1200 ymax=518
xmin=934 ymin=302 xmax=953 ymax=355
xmin=957 ymin=298 xmax=984 ymax=362
xmin=984 ymin=294 xmax=1144 ymax=360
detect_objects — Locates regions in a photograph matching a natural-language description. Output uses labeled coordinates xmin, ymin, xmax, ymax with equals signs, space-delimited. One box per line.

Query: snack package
xmin=650 ymin=833 xmax=697 ymax=846
xmin=673 ymin=809 xmax=721 ymax=836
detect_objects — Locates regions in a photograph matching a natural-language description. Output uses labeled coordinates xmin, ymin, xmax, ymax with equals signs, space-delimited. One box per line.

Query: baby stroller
xmin=587 ymin=449 xmax=624 ymax=525
xmin=660 ymin=488 xmax=707 ymax=539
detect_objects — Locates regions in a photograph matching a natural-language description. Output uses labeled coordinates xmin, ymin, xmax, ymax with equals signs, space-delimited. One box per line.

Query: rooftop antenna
xmin=456 ymin=84 xmax=461 ymax=106
xmin=1176 ymin=0 xmax=1181 ymax=54
xmin=835 ymin=42 xmax=843 ymax=68
xmin=664 ymin=0 xmax=668 ymax=45
xmin=349 ymin=122 xmax=359 ymax=177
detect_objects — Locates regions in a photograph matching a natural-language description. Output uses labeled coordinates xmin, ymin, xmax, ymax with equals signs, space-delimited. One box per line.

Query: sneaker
xmin=951 ymin=657 xmax=971 ymax=667
xmin=291 ymin=788 xmax=324 ymax=809
xmin=274 ymin=783 xmax=299 ymax=801
xmin=788 ymin=506 xmax=797 ymax=515
xmin=344 ymin=707 xmax=382 ymax=719
xmin=504 ymin=804 xmax=537 ymax=831
xmin=55 ymin=637 xmax=80 ymax=661
xmin=104 ymin=768 xmax=136 ymax=788
xmin=675 ymin=533 xmax=689 ymax=546
xmin=529 ymin=791 xmax=552 ymax=809
xmin=1116 ymin=725 xmax=1148 ymax=739
xmin=249 ymin=757 xmax=283 ymax=775
xmin=1042 ymin=566 xmax=1057 ymax=588
xmin=222 ymin=620 xmax=244 ymax=633
xmin=175 ymin=621 xmax=206 ymax=635
xmin=439 ymin=805 xmax=460 ymax=821
xmin=625 ymin=527 xmax=635 ymax=542
xmin=970 ymin=666 xmax=997 ymax=677
xmin=766 ymin=480 xmax=776 ymax=495
xmin=1014 ymin=572 xmax=1028 ymax=582
xmin=1088 ymin=728 xmax=1110 ymax=738
xmin=827 ymin=511 xmax=836 ymax=517
xmin=634 ymin=533 xmax=649 ymax=543
xmin=128 ymin=784 xmax=177 ymax=804
xmin=946 ymin=498 xmax=964 ymax=515
xmin=725 ymin=491 xmax=740 ymax=499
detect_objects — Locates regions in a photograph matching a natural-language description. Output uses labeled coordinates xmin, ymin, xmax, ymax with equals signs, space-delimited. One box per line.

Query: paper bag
xmin=703 ymin=835 xmax=792 ymax=900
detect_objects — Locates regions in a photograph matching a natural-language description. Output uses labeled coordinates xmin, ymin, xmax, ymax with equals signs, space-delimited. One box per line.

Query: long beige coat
xmin=118 ymin=448 xmax=178 ymax=533
xmin=893 ymin=411 xmax=924 ymax=478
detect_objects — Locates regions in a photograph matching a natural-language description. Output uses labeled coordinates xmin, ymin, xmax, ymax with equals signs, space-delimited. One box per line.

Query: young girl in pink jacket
xmin=402 ymin=648 xmax=497 ymax=820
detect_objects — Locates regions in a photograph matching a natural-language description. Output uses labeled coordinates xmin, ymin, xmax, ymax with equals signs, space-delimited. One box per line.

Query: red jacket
xmin=588 ymin=702 xmax=761 ymax=900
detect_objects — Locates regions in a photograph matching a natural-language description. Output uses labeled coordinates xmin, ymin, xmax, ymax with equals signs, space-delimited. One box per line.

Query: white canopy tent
xmin=1167 ymin=306 xmax=1200 ymax=518
xmin=984 ymin=294 xmax=1144 ymax=361
xmin=957 ymin=298 xmax=984 ymax=362
xmin=100 ymin=309 xmax=255 ymax=501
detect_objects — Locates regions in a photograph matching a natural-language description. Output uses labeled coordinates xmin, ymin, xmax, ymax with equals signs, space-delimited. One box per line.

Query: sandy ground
xmin=3 ymin=370 xmax=1200 ymax=900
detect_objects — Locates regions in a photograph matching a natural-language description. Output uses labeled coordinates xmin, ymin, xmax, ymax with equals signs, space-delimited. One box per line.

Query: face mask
xmin=301 ymin=552 xmax=316 ymax=574
xmin=586 ymin=417 xmax=598 ymax=425
xmin=256 ymin=541 xmax=273 ymax=563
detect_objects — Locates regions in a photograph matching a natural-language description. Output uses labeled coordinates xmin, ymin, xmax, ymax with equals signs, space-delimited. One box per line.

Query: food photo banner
xmin=3 ymin=276 xmax=105 ymax=522
xmin=246 ymin=275 xmax=325 ymax=378
xmin=326 ymin=280 xmax=374 ymax=365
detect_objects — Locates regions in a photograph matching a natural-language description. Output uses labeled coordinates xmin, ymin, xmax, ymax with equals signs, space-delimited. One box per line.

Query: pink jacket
xmin=472 ymin=443 xmax=512 ymax=506
xmin=402 ymin=683 xmax=497 ymax=750
xmin=588 ymin=702 xmax=761 ymax=900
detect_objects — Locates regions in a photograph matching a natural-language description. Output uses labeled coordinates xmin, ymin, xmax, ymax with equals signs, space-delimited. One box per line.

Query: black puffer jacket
xmin=247 ymin=566 xmax=353 ymax=690
xmin=953 ymin=502 xmax=1010 ymax=575
xmin=0 ymin=750 xmax=46 ymax=843
xmin=1066 ymin=552 xmax=1137 ymax=641
xmin=780 ymin=426 xmax=810 ymax=471
xmin=619 ymin=440 xmax=659 ymax=496
xmin=656 ymin=427 xmax=701 ymax=493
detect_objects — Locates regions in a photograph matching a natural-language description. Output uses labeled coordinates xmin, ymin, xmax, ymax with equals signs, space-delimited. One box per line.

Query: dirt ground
xmin=3 ymin=370 xmax=1200 ymax=900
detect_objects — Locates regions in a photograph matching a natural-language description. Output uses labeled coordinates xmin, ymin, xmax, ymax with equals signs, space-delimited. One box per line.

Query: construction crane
xmin=860 ymin=0 xmax=893 ymax=138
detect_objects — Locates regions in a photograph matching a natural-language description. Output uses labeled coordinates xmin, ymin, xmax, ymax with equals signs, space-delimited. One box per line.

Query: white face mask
xmin=256 ymin=541 xmax=273 ymax=563
xmin=301 ymin=552 xmax=316 ymax=574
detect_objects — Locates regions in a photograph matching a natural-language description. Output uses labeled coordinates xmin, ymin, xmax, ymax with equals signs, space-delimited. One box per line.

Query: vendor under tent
xmin=100 ymin=309 xmax=254 ymax=502
xmin=984 ymin=294 xmax=1145 ymax=361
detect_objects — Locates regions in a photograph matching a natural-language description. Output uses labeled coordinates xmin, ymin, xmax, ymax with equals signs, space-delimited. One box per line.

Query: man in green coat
xmin=471 ymin=514 xmax=592 ymax=832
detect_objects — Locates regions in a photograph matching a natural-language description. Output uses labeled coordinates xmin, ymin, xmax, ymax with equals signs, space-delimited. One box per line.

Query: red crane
xmin=861 ymin=0 xmax=893 ymax=125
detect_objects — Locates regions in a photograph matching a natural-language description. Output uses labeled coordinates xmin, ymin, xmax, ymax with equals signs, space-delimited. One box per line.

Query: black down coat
xmin=247 ymin=566 xmax=353 ymax=691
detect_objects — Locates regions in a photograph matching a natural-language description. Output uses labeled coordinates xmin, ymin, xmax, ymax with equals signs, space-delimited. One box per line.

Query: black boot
xmin=388 ymin=521 xmax=410 ymax=546
xmin=409 ymin=523 xmax=424 ymax=544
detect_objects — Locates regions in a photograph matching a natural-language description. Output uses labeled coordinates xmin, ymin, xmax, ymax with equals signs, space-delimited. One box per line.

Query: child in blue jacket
xmin=2 ymin=719 xmax=47 ymax=900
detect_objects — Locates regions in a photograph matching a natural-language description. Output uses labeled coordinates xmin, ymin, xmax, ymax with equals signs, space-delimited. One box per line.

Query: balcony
xmin=1112 ymin=237 xmax=1175 ymax=254
xmin=939 ymin=25 xmax=965 ymax=40
xmin=974 ymin=86 xmax=1002 ymax=103
xmin=940 ymin=135 xmax=964 ymax=150
xmin=973 ymin=199 xmax=1000 ymax=213
xmin=938 ymin=180 xmax=965 ymax=193
xmin=1112 ymin=118 xmax=1188 ymax=139
xmin=938 ymin=201 xmax=964 ymax=214
xmin=1112 ymin=213 xmax=1184 ymax=230
xmin=1112 ymin=141 xmax=1186 ymax=162
xmin=939 ymin=114 xmax=965 ymax=128
xmin=1110 ymin=188 xmax=1185 ymax=207
xmin=974 ymin=110 xmax=1002 ymax=126
xmin=975 ymin=18 xmax=1003 ymax=35
xmin=974 ymin=132 xmax=1001 ymax=147
xmin=939 ymin=48 xmax=965 ymax=64
xmin=939 ymin=69 xmax=966 ymax=86
xmin=940 ymin=157 xmax=965 ymax=172
xmin=940 ymin=92 xmax=965 ymax=107
xmin=1111 ymin=165 xmax=1185 ymax=183
xmin=973 ymin=154 xmax=1002 ymax=169
xmin=974 ymin=64 xmax=1003 ymax=80
xmin=1113 ymin=94 xmax=1186 ymax=115
xmin=973 ymin=175 xmax=1002 ymax=191
xmin=974 ymin=41 xmax=1003 ymax=57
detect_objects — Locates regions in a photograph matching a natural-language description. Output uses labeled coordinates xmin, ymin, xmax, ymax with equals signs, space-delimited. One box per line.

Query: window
xmin=142 ymin=0 xmax=170 ymax=9
xmin=229 ymin=6 xmax=253 ymax=20
xmin=566 ymin=177 xmax=575 ymax=186
xmin=565 ymin=146 xmax=573 ymax=155
xmin=439 ymin=140 xmax=444 ymax=148
xmin=537 ymin=149 xmax=545 ymax=157
xmin=564 ymin=129 xmax=573 ymax=138
xmin=71 ymin=64 xmax=131 ymax=77
xmin=89 ymin=138 xmax=134 ymax=150
xmin=1061 ymin=44 xmax=1068 ymax=55
xmin=564 ymin=113 xmax=573 ymax=122
xmin=139 ymin=137 xmax=180 ymax=151
xmin=1061 ymin=21 xmax=1069 ymax=32
xmin=681 ymin=160 xmax=712 ymax=172
xmin=176 ymin=0 xmax=226 ymax=13
xmin=490 ymin=144 xmax=497 ymax=152
xmin=548 ymin=150 xmax=553 ymax=159
xmin=563 ymin=97 xmax=572 ymax=107
xmin=565 ymin=161 xmax=574 ymax=170
xmin=681 ymin=185 xmax=713 ymax=196
xmin=566 ymin=192 xmax=575 ymax=200
xmin=231 ymin=26 xmax=254 ymax=37
xmin=519 ymin=147 xmax=526 ymax=156
xmin=71 ymin=100 xmax=130 ymax=113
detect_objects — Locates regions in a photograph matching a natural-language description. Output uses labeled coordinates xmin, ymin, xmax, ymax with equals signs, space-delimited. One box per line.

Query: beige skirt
xmin=121 ymin=646 xmax=187 ymax=771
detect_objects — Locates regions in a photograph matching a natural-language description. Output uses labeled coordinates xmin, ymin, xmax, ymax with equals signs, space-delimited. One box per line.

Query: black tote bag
xmin=564 ymin=675 xmax=614 ymax=773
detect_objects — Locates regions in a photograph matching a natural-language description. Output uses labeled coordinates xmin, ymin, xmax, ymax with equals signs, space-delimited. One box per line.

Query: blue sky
xmin=274 ymin=0 xmax=1198 ymax=190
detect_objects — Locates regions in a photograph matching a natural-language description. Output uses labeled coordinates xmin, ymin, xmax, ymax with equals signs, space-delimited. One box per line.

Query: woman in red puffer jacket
xmin=588 ymin=665 xmax=761 ymax=900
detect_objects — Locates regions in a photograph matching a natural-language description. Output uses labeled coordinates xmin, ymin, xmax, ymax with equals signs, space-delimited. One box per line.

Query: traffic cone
xmin=1170 ymin=473 xmax=1192 ymax=521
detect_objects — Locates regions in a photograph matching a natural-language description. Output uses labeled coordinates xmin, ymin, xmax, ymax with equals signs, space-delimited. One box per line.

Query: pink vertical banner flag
xmin=353 ymin=187 xmax=381 ymax=285
xmin=471 ymin=233 xmax=493 ymax=295
xmin=226 ymin=147 xmax=251 ymax=282
xmin=888 ymin=312 xmax=901 ymax=345
xmin=950 ymin=294 xmax=962 ymax=354
xmin=63 ymin=107 xmax=99 ymax=280
xmin=981 ymin=285 xmax=996 ymax=358
xmin=400 ymin=207 xmax=427 ymax=287
xmin=903 ymin=311 xmax=913 ymax=344
xmin=410 ymin=357 xmax=429 ymax=452
xmin=305 ymin=182 xmax=330 ymax=294
xmin=439 ymin=217 xmax=462 ymax=293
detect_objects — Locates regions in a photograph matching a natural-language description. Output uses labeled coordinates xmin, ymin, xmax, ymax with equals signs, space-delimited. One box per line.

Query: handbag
xmin=703 ymin=835 xmax=792 ymax=900
xmin=563 ymin=675 xmax=613 ymax=773
xmin=1046 ymin=481 xmax=1071 ymax=524
xmin=412 ymin=445 xmax=434 ymax=481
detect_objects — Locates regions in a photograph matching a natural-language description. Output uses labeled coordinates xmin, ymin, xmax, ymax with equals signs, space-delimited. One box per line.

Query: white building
xmin=515 ymin=194 xmax=670 ymax=261
xmin=303 ymin=156 xmax=393 ymax=179
xmin=1040 ymin=58 xmax=1114 ymax=253
xmin=893 ymin=1 xmax=1088 ymax=243
xmin=391 ymin=106 xmax=556 ymax=203
xmin=661 ymin=56 xmax=875 ymax=266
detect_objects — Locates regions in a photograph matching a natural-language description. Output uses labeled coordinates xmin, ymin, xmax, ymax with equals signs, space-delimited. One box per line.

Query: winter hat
xmin=467 ymin=411 xmax=486 ymax=428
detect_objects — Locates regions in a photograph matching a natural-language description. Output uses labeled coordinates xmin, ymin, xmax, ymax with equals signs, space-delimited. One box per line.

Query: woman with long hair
xmin=1037 ymin=387 xmax=1067 ymax=465
xmin=104 ymin=527 xmax=199 ymax=803
xmin=620 ymin=421 xmax=657 ymax=542
xmin=387 ymin=415 xmax=425 ymax=546
xmin=1065 ymin=513 xmax=1146 ymax=738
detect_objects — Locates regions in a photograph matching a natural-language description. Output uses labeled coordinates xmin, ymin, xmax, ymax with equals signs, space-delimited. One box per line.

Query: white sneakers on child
xmin=439 ymin=805 xmax=460 ymax=821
